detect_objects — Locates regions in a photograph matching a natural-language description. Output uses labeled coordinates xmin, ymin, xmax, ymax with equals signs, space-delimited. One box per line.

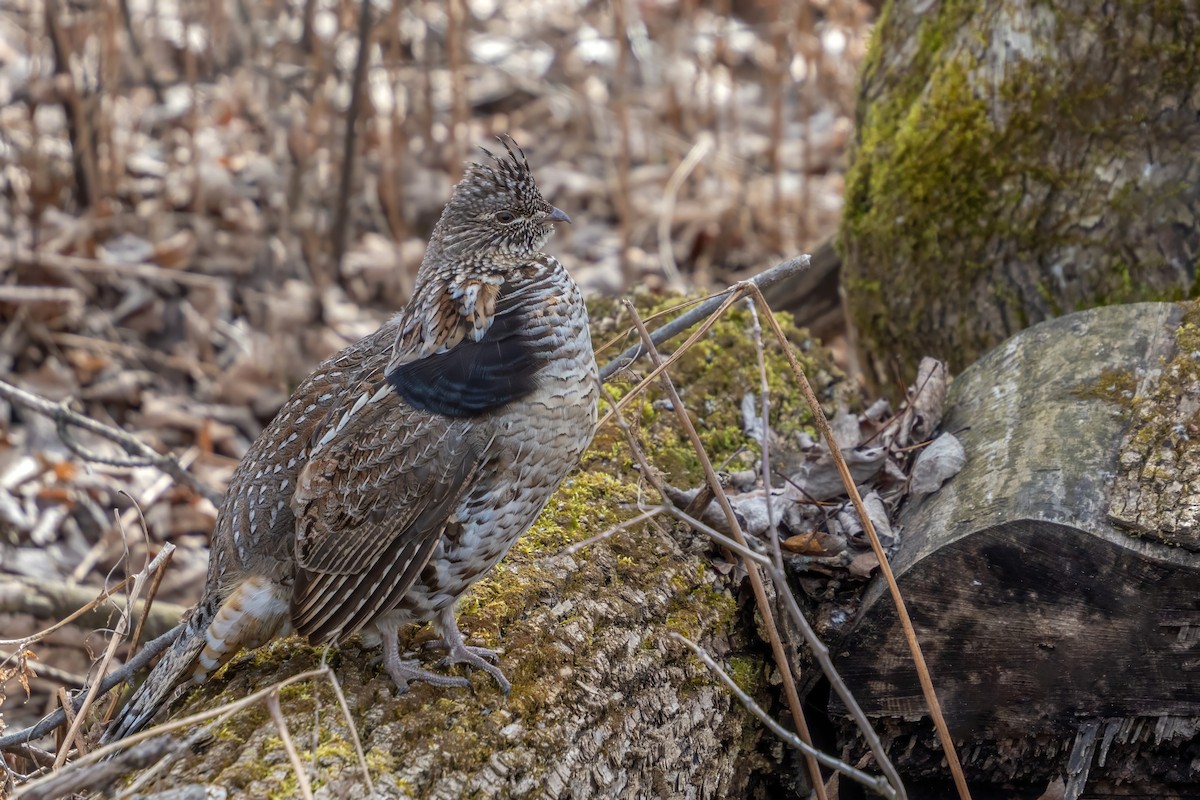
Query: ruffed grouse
xmin=108 ymin=138 xmax=598 ymax=739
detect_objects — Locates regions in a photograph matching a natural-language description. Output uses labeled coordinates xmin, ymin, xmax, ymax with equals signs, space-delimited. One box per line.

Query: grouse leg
xmin=430 ymin=606 xmax=512 ymax=694
xmin=380 ymin=624 xmax=470 ymax=692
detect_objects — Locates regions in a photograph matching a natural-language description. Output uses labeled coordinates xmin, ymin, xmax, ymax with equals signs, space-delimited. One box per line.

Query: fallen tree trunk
xmin=831 ymin=302 xmax=1200 ymax=798
xmin=85 ymin=478 xmax=769 ymax=799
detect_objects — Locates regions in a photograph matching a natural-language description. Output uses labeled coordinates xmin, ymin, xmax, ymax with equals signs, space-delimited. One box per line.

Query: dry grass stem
xmin=652 ymin=500 xmax=904 ymax=798
xmin=16 ymin=667 xmax=332 ymax=792
xmin=742 ymin=280 xmax=971 ymax=800
xmin=0 ymin=627 xmax=182 ymax=753
xmin=623 ymin=300 xmax=829 ymax=800
xmin=51 ymin=526 xmax=172 ymax=769
xmin=0 ymin=576 xmax=132 ymax=648
xmin=323 ymin=665 xmax=374 ymax=794
xmin=745 ymin=297 xmax=784 ymax=572
xmin=672 ymin=633 xmax=896 ymax=798
xmin=599 ymin=255 xmax=810 ymax=381
xmin=658 ymin=135 xmax=713 ymax=290
xmin=268 ymin=690 xmax=314 ymax=800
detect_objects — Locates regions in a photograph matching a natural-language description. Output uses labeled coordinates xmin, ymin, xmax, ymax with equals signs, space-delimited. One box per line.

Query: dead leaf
xmin=848 ymin=551 xmax=880 ymax=578
xmin=898 ymin=357 xmax=948 ymax=448
xmin=909 ymin=432 xmax=967 ymax=497
xmin=782 ymin=531 xmax=845 ymax=556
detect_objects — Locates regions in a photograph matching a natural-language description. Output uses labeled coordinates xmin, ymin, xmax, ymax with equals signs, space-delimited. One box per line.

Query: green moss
xmin=1073 ymin=367 xmax=1138 ymax=407
xmin=726 ymin=656 xmax=761 ymax=695
xmin=588 ymin=291 xmax=840 ymax=485
xmin=1107 ymin=301 xmax=1200 ymax=547
xmin=842 ymin=0 xmax=1200 ymax=376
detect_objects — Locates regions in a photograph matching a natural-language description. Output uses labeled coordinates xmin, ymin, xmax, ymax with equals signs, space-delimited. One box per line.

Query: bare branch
xmin=671 ymin=634 xmax=895 ymax=799
xmin=598 ymin=255 xmax=810 ymax=381
xmin=0 ymin=377 xmax=221 ymax=505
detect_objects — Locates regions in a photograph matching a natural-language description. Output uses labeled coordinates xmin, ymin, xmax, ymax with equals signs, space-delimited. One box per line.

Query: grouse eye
xmin=494 ymin=210 xmax=516 ymax=224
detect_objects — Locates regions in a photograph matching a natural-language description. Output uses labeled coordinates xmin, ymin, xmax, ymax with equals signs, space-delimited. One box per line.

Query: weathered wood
xmin=831 ymin=303 xmax=1200 ymax=796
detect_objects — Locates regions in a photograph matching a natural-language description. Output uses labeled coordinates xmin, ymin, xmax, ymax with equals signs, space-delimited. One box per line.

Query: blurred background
xmin=0 ymin=0 xmax=873 ymax=727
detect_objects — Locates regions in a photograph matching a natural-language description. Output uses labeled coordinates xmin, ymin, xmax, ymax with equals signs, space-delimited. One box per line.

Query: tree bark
xmin=104 ymin=489 xmax=770 ymax=799
xmin=830 ymin=303 xmax=1200 ymax=797
xmin=840 ymin=0 xmax=1200 ymax=383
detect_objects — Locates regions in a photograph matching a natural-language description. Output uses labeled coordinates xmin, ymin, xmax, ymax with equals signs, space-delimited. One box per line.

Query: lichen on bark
xmin=841 ymin=0 xmax=1200 ymax=380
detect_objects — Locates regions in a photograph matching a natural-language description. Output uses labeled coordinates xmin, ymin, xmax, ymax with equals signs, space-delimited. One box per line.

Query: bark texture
xmin=831 ymin=303 xmax=1200 ymax=797
xmin=117 ymin=499 xmax=764 ymax=799
xmin=840 ymin=0 xmax=1200 ymax=382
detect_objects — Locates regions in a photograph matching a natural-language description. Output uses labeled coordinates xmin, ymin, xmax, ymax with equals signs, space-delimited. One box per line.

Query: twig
xmin=658 ymin=134 xmax=712 ymax=290
xmin=623 ymin=300 xmax=829 ymax=800
xmin=598 ymin=286 xmax=746 ymax=432
xmin=741 ymin=280 xmax=971 ymax=800
xmin=0 ymin=576 xmax=132 ymax=649
xmin=21 ymin=668 xmax=331 ymax=785
xmin=648 ymin=501 xmax=903 ymax=793
xmin=268 ymin=690 xmax=314 ymax=800
xmin=745 ymin=297 xmax=784 ymax=572
xmin=323 ymin=665 xmax=374 ymax=793
xmin=330 ymin=0 xmax=373 ymax=278
xmin=0 ymin=650 xmax=88 ymax=690
xmin=0 ymin=377 xmax=221 ymax=505
xmin=0 ymin=624 xmax=183 ymax=751
xmin=562 ymin=509 xmax=664 ymax=558
xmin=0 ymin=577 xmax=185 ymax=646
xmin=3 ymin=247 xmax=225 ymax=289
xmin=52 ymin=538 xmax=174 ymax=769
xmin=598 ymin=254 xmax=810 ymax=381
xmin=101 ymin=495 xmax=174 ymax=725
xmin=672 ymin=633 xmax=895 ymax=798
xmin=17 ymin=738 xmax=175 ymax=800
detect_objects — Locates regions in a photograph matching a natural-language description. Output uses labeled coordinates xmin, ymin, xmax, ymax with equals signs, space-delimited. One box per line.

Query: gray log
xmin=832 ymin=303 xmax=1200 ymax=796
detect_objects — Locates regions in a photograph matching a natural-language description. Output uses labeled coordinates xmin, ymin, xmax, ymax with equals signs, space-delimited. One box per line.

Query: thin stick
xmin=562 ymin=509 xmax=664 ymax=558
xmin=657 ymin=134 xmax=712 ymax=290
xmin=324 ymin=667 xmax=374 ymax=793
xmin=599 ymin=254 xmax=810 ymax=381
xmin=648 ymin=501 xmax=903 ymax=798
xmin=0 ymin=576 xmax=133 ymax=648
xmin=52 ymin=541 xmax=175 ymax=769
xmin=0 ymin=378 xmax=220 ymax=505
xmin=745 ymin=297 xmax=784 ymax=572
xmin=268 ymin=691 xmax=314 ymax=800
xmin=0 ymin=626 xmax=183 ymax=751
xmin=15 ymin=668 xmax=333 ymax=794
xmin=624 ymin=301 xmax=829 ymax=800
xmin=330 ymin=0 xmax=372 ymax=278
xmin=743 ymin=280 xmax=972 ymax=800
xmin=672 ymin=634 xmax=895 ymax=798
xmin=598 ymin=288 xmax=745 ymax=431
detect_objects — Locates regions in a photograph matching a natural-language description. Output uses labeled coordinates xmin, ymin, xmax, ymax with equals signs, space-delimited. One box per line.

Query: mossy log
xmin=830 ymin=303 xmax=1200 ymax=798
xmin=115 ymin=474 xmax=763 ymax=799
xmin=840 ymin=0 xmax=1200 ymax=383
xmin=98 ymin=297 xmax=846 ymax=799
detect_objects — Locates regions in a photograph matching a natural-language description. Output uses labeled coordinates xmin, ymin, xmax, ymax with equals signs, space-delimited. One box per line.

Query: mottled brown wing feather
xmin=288 ymin=383 xmax=484 ymax=644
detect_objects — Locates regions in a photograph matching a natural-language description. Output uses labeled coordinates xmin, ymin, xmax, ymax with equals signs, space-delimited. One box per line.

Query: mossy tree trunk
xmin=840 ymin=0 xmax=1200 ymax=382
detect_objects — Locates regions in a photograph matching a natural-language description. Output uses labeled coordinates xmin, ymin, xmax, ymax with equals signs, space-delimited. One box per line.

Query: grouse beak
xmin=544 ymin=207 xmax=572 ymax=225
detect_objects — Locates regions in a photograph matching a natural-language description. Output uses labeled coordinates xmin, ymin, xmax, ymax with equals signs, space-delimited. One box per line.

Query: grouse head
xmin=427 ymin=136 xmax=570 ymax=264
